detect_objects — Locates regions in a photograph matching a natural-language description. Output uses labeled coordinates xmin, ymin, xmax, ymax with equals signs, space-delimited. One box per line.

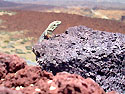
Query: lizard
xmin=38 ymin=21 xmax=61 ymax=43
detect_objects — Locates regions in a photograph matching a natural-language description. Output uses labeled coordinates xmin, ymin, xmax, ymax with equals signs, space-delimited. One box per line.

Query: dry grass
xmin=95 ymin=9 xmax=125 ymax=21
xmin=0 ymin=31 xmax=36 ymax=62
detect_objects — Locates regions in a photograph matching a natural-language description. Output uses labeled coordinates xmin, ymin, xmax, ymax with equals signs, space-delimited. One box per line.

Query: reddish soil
xmin=0 ymin=10 xmax=124 ymax=39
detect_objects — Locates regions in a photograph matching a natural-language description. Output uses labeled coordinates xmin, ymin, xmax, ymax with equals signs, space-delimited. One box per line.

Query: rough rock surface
xmin=0 ymin=86 xmax=22 ymax=94
xmin=0 ymin=52 xmax=118 ymax=94
xmin=49 ymin=72 xmax=106 ymax=94
xmin=0 ymin=53 xmax=26 ymax=79
xmin=33 ymin=26 xmax=125 ymax=94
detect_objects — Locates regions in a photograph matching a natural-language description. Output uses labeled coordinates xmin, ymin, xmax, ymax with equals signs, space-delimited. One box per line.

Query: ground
xmin=0 ymin=10 xmax=125 ymax=62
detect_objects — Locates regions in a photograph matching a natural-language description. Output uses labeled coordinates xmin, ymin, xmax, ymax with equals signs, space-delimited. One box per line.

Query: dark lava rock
xmin=33 ymin=26 xmax=125 ymax=94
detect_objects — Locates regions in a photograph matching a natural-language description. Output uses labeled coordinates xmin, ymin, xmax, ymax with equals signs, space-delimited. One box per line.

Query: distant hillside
xmin=4 ymin=0 xmax=125 ymax=10
xmin=0 ymin=10 xmax=124 ymax=39
xmin=4 ymin=0 xmax=125 ymax=3
xmin=0 ymin=0 xmax=58 ymax=10
xmin=95 ymin=0 xmax=125 ymax=3
xmin=0 ymin=0 xmax=20 ymax=7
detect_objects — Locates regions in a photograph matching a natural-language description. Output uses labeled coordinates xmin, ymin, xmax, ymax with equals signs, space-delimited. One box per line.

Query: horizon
xmin=4 ymin=0 xmax=125 ymax=4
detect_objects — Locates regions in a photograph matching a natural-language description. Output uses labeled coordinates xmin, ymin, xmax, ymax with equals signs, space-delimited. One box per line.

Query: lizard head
xmin=38 ymin=21 xmax=61 ymax=43
xmin=50 ymin=21 xmax=61 ymax=26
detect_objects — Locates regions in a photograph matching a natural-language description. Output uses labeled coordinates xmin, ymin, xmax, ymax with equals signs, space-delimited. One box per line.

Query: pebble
xmin=49 ymin=86 xmax=56 ymax=90
xmin=35 ymin=88 xmax=41 ymax=92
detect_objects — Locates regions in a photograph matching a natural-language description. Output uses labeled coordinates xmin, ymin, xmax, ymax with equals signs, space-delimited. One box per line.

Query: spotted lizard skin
xmin=38 ymin=21 xmax=61 ymax=43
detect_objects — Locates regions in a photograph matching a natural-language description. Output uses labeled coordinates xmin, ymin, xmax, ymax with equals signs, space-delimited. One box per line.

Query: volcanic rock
xmin=0 ymin=86 xmax=22 ymax=94
xmin=33 ymin=26 xmax=125 ymax=93
xmin=49 ymin=72 xmax=106 ymax=94
xmin=0 ymin=52 xmax=119 ymax=94
xmin=2 ymin=66 xmax=53 ymax=88
xmin=0 ymin=52 xmax=26 ymax=79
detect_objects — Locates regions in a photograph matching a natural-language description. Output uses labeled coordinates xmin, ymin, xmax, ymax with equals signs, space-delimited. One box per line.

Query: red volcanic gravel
xmin=0 ymin=52 xmax=26 ymax=79
xmin=0 ymin=10 xmax=124 ymax=39
xmin=0 ymin=52 xmax=118 ymax=94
